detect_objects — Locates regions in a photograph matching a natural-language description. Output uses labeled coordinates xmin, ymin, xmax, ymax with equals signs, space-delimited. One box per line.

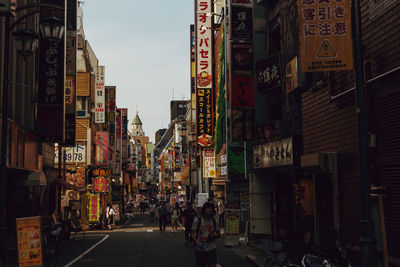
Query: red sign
xmin=93 ymin=177 xmax=109 ymax=193
xmin=232 ymin=76 xmax=254 ymax=107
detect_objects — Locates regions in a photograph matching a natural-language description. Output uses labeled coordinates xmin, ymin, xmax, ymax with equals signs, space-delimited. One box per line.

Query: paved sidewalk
xmin=221 ymin=235 xmax=266 ymax=267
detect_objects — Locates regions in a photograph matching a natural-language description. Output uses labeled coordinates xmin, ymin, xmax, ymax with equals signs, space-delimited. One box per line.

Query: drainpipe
xmin=352 ymin=0 xmax=377 ymax=265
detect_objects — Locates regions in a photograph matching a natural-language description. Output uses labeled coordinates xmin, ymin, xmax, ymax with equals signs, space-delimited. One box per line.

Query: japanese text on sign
xmin=253 ymin=137 xmax=293 ymax=168
xmin=196 ymin=0 xmax=212 ymax=88
xmin=298 ymin=0 xmax=353 ymax=72
xmin=196 ymin=88 xmax=213 ymax=147
xmin=95 ymin=66 xmax=105 ymax=123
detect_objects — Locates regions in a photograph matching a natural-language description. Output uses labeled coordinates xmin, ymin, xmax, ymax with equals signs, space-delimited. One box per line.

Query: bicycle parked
xmin=263 ymin=241 xmax=301 ymax=267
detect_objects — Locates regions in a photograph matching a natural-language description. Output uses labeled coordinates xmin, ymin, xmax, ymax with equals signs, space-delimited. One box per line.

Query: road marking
xmin=124 ymin=229 xmax=154 ymax=233
xmin=63 ymin=234 xmax=109 ymax=267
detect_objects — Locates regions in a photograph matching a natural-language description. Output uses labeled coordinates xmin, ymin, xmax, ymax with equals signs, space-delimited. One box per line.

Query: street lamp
xmin=13 ymin=29 xmax=39 ymax=58
xmin=0 ymin=2 xmax=65 ymax=245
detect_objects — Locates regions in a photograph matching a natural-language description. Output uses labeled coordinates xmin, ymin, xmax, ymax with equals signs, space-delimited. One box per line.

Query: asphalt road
xmin=48 ymin=213 xmax=254 ymax=267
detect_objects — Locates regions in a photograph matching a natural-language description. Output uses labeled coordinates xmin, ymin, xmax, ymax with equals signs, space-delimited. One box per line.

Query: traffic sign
xmin=298 ymin=0 xmax=353 ymax=72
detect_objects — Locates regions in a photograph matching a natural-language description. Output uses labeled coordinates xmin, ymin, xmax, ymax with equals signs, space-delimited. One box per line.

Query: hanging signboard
xmin=16 ymin=216 xmax=43 ymax=267
xmin=253 ymin=137 xmax=293 ymax=168
xmin=232 ymin=0 xmax=253 ymax=6
xmin=196 ymin=0 xmax=214 ymax=147
xmin=190 ymin=24 xmax=196 ymax=110
xmin=55 ymin=143 xmax=85 ymax=164
xmin=298 ymin=0 xmax=353 ymax=72
xmin=231 ymin=6 xmax=253 ymax=39
xmin=203 ymin=148 xmax=216 ymax=178
xmin=256 ymin=54 xmax=281 ymax=93
xmin=93 ymin=177 xmax=109 ymax=193
xmin=64 ymin=76 xmax=76 ymax=146
xmin=231 ymin=43 xmax=253 ymax=74
xmin=232 ymin=76 xmax=254 ymax=108
xmin=37 ymin=3 xmax=65 ymax=142
xmin=88 ymin=194 xmax=100 ymax=222
xmin=286 ymin=57 xmax=299 ymax=94
xmin=95 ymin=66 xmax=105 ymax=123
xmin=96 ymin=132 xmax=108 ymax=165
xmin=66 ymin=168 xmax=85 ymax=189
xmin=228 ymin=147 xmax=245 ymax=179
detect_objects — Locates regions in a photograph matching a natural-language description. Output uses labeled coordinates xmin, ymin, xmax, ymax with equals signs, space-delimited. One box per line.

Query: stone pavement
xmin=221 ymin=235 xmax=266 ymax=267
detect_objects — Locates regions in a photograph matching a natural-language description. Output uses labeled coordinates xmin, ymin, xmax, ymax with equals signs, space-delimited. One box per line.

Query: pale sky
xmin=82 ymin=0 xmax=194 ymax=142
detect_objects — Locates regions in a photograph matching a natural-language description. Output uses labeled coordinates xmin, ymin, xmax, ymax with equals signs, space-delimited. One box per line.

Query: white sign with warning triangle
xmin=317 ymin=40 xmax=337 ymax=58
xmin=297 ymin=0 xmax=353 ymax=72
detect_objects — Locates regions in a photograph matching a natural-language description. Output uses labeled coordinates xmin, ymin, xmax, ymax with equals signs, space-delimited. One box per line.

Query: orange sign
xmin=16 ymin=216 xmax=43 ymax=267
xmin=298 ymin=0 xmax=353 ymax=72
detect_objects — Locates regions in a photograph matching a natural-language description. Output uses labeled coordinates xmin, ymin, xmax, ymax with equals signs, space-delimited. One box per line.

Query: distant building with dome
xmin=131 ymin=112 xmax=145 ymax=137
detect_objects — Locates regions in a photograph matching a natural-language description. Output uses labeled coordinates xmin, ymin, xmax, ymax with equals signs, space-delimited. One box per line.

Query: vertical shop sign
xmin=96 ymin=132 xmax=108 ymax=165
xmin=64 ymin=76 xmax=76 ymax=146
xmin=95 ymin=66 xmax=105 ymax=123
xmin=121 ymin=108 xmax=128 ymax=161
xmin=37 ymin=2 xmax=65 ymax=142
xmin=286 ymin=57 xmax=299 ymax=94
xmin=203 ymin=148 xmax=216 ymax=178
xmin=231 ymin=43 xmax=253 ymax=74
xmin=232 ymin=76 xmax=254 ymax=107
xmin=106 ymin=86 xmax=116 ymax=169
xmin=93 ymin=177 xmax=109 ymax=193
xmin=228 ymin=147 xmax=245 ymax=179
xmin=88 ymin=194 xmax=100 ymax=222
xmin=231 ymin=6 xmax=253 ymax=39
xmin=65 ymin=37 xmax=76 ymax=76
xmin=298 ymin=0 xmax=353 ymax=72
xmin=114 ymin=109 xmax=122 ymax=175
xmin=196 ymin=0 xmax=214 ymax=147
xmin=190 ymin=24 xmax=196 ymax=110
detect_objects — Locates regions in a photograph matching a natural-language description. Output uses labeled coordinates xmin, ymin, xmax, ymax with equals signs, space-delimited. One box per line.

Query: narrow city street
xmin=50 ymin=214 xmax=254 ymax=267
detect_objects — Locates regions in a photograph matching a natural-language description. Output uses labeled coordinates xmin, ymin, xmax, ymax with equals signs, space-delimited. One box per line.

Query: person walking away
xmin=140 ymin=201 xmax=145 ymax=214
xmin=107 ymin=204 xmax=115 ymax=230
xmin=157 ymin=201 xmax=168 ymax=232
xmin=183 ymin=202 xmax=196 ymax=246
xmin=217 ymin=199 xmax=225 ymax=229
xmin=191 ymin=202 xmax=220 ymax=267
xmin=149 ymin=203 xmax=156 ymax=221
xmin=171 ymin=205 xmax=180 ymax=233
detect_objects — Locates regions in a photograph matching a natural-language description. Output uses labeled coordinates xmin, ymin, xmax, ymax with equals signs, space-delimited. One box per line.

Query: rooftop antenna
xmin=173 ymin=88 xmax=175 ymax=100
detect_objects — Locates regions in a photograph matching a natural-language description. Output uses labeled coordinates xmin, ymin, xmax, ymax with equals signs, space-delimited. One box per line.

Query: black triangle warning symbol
xmin=316 ymin=39 xmax=337 ymax=58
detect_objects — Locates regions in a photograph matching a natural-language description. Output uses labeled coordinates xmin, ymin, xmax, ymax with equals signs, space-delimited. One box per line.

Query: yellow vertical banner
xmin=298 ymin=0 xmax=353 ymax=72
xmin=16 ymin=216 xmax=43 ymax=267
xmin=88 ymin=193 xmax=100 ymax=222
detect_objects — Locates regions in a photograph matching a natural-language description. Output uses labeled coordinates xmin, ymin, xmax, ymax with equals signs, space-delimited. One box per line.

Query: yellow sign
xmin=298 ymin=0 xmax=353 ymax=72
xmin=16 ymin=216 xmax=43 ymax=267
xmin=88 ymin=194 xmax=100 ymax=222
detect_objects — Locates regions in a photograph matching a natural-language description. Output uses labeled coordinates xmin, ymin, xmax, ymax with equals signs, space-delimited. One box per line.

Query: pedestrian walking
xmin=165 ymin=201 xmax=172 ymax=225
xmin=106 ymin=204 xmax=116 ymax=230
xmin=191 ymin=202 xmax=220 ymax=267
xmin=217 ymin=199 xmax=225 ymax=229
xmin=171 ymin=204 xmax=180 ymax=233
xmin=182 ymin=202 xmax=196 ymax=246
xmin=149 ymin=202 xmax=156 ymax=221
xmin=157 ymin=201 xmax=168 ymax=232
